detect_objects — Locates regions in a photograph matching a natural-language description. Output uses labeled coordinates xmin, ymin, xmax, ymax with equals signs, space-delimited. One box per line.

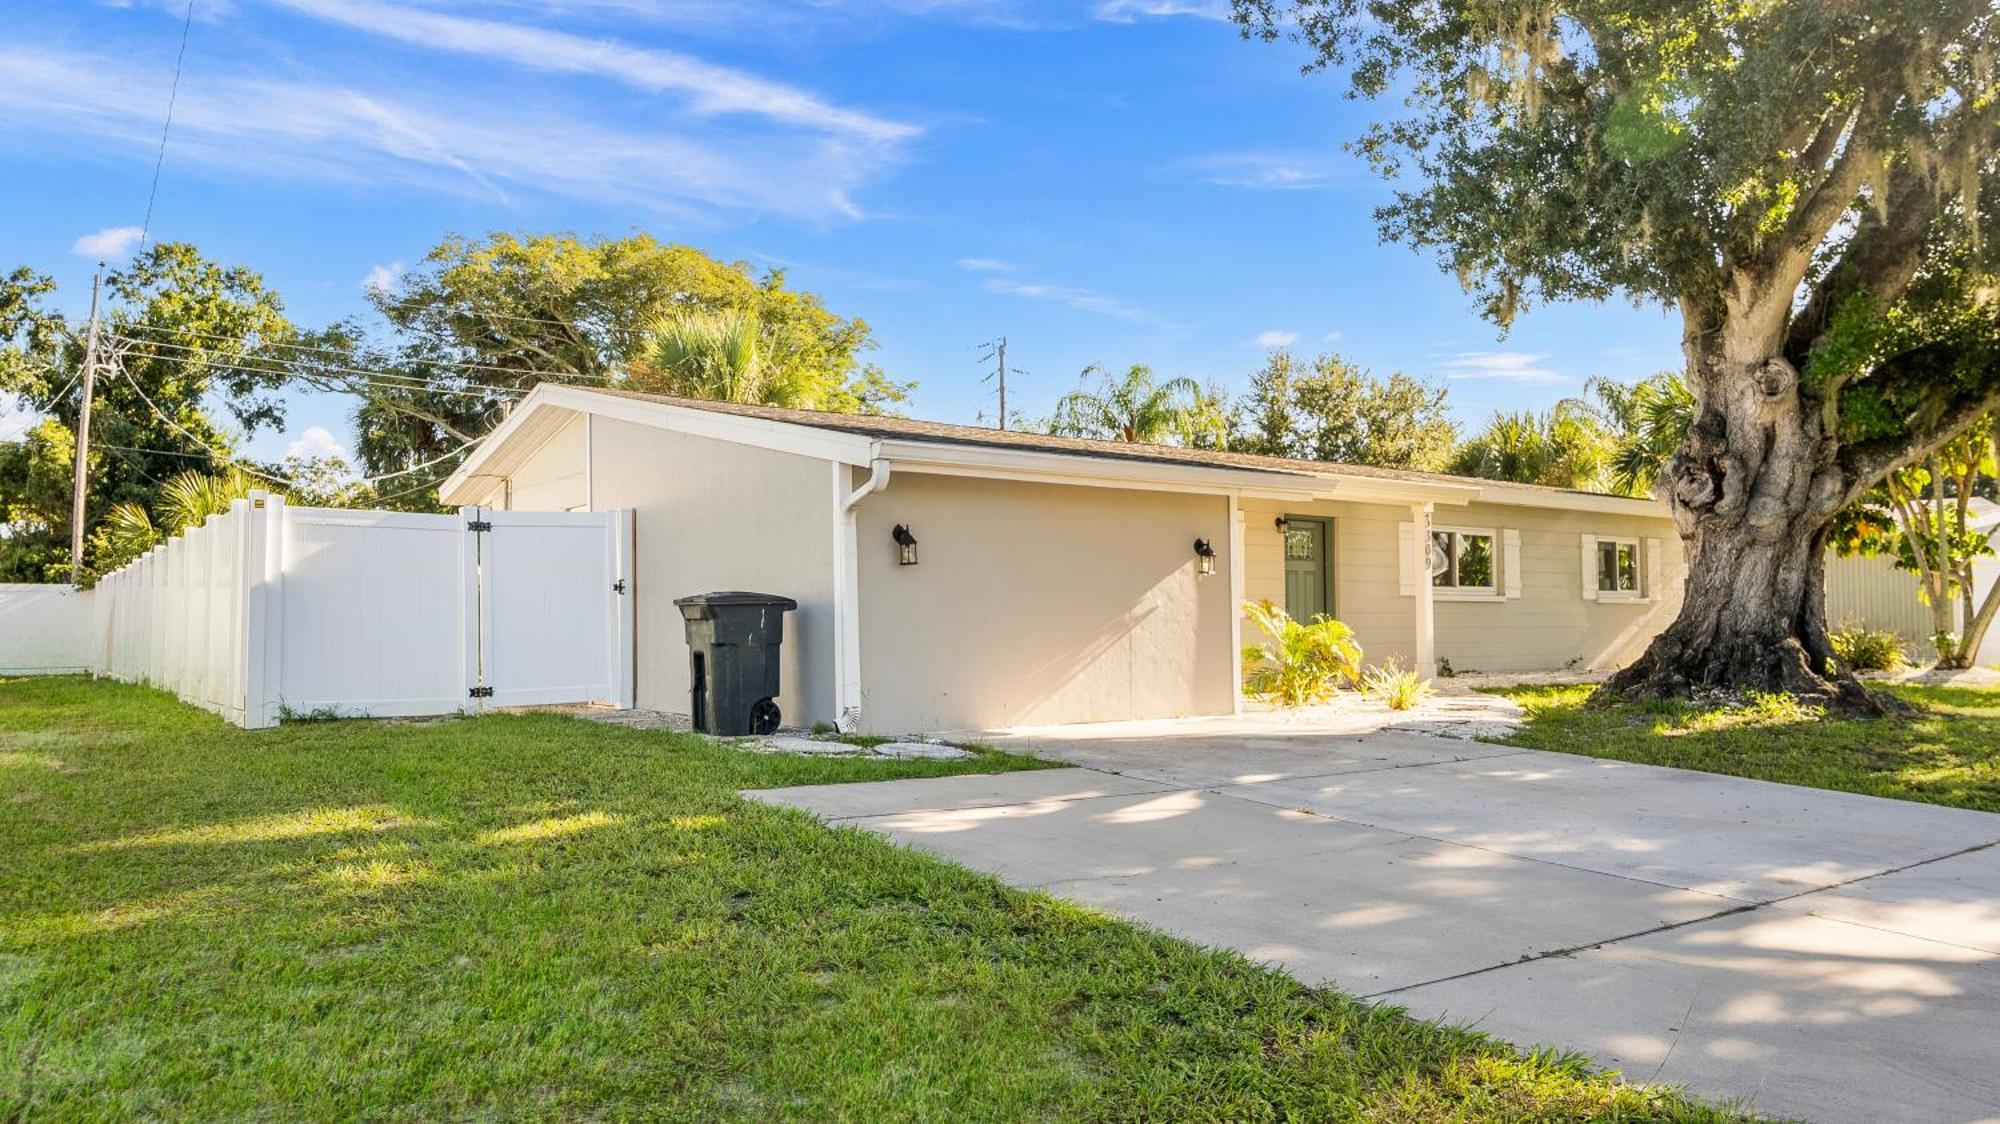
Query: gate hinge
xmin=612 ymin=579 xmax=627 ymax=594
xmin=468 ymin=686 xmax=495 ymax=698
xmin=466 ymin=520 xmax=493 ymax=533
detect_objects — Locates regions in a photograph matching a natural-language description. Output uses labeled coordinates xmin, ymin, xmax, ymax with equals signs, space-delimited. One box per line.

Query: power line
xmin=102 ymin=349 xmax=484 ymax=490
xmin=103 ymin=334 xmax=527 ymax=400
xmin=112 ymin=321 xmax=580 ymax=385
xmin=96 ymin=438 xmax=473 ymax=487
xmin=111 ymin=353 xmax=295 ymax=489
xmin=139 ymin=0 xmax=198 ymax=251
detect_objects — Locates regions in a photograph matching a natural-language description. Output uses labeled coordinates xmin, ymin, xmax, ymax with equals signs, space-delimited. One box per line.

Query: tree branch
xmin=1839 ymin=382 xmax=2000 ymax=502
xmin=1787 ymin=164 xmax=1940 ymax=363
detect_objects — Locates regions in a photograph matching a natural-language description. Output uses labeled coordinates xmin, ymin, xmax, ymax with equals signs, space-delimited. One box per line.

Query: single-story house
xmin=439 ymin=385 xmax=1685 ymax=733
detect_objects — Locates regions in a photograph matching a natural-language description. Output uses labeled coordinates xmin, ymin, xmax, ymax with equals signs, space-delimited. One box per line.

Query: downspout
xmin=833 ymin=447 xmax=890 ymax=732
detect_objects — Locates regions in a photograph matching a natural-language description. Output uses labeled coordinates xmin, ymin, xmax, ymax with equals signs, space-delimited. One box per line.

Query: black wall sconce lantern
xmin=1193 ymin=538 xmax=1217 ymax=576
xmin=1273 ymin=515 xmax=1290 ymax=532
xmin=892 ymin=524 xmax=919 ymax=566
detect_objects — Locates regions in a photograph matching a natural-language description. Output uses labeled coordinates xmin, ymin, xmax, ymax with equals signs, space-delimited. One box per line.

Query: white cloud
xmin=362 ymin=262 xmax=404 ymax=294
xmin=71 ymin=226 xmax=144 ymax=259
xmin=1253 ymin=330 xmax=1299 ymax=348
xmin=1093 ymin=0 xmax=1227 ymax=21
xmin=0 ymin=393 xmax=35 ymax=442
xmin=1323 ymin=330 xmax=1344 ymax=343
xmin=957 ymin=257 xmax=1016 ymax=272
xmin=1438 ymin=351 xmax=1566 ymax=385
xmin=269 ymin=0 xmax=916 ymax=144
xmin=983 ymin=276 xmax=1152 ymax=324
xmin=1181 ymin=152 xmax=1342 ymax=191
xmin=284 ymin=425 xmax=352 ymax=463
xmin=0 ymin=44 xmax=899 ymax=222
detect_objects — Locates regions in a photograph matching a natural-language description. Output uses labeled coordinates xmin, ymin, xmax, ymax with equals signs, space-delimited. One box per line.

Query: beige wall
xmin=1240 ymin=496 xmax=1685 ymax=674
xmin=481 ymin=414 xmax=839 ymax=723
xmin=856 ymin=472 xmax=1235 ymax=732
xmin=502 ymin=414 xmax=590 ymax=512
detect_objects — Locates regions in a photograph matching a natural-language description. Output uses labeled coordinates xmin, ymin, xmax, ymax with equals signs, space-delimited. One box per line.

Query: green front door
xmin=1283 ymin=517 xmax=1332 ymax=622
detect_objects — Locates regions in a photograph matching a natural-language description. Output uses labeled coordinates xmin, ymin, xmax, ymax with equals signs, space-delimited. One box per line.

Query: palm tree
xmin=86 ymin=468 xmax=274 ymax=578
xmin=1048 ymin=363 xmax=1207 ymax=445
xmin=633 ymin=309 xmax=773 ymax=405
xmin=1606 ymin=374 xmax=1694 ymax=497
xmin=158 ymin=469 xmax=263 ymax=533
xmin=1451 ymin=401 xmax=1610 ymax=490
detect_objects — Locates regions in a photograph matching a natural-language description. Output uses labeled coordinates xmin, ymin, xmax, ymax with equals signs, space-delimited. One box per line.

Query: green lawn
xmin=1492 ymin=683 xmax=2000 ymax=813
xmin=0 ymin=677 xmax=1738 ymax=1121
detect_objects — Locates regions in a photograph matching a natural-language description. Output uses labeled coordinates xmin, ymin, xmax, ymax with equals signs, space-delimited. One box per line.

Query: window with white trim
xmin=1431 ymin=528 xmax=1496 ymax=592
xmin=1595 ymin=536 xmax=1642 ymax=599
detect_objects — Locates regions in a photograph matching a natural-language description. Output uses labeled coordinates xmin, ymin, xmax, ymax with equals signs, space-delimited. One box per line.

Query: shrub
xmin=1830 ymin=622 xmax=1906 ymax=673
xmin=1363 ymin=657 xmax=1433 ymax=711
xmin=1242 ymin=600 xmax=1364 ymax=707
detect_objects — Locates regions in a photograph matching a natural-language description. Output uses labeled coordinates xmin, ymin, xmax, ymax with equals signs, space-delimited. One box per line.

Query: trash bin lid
xmin=673 ymin=591 xmax=799 ymax=610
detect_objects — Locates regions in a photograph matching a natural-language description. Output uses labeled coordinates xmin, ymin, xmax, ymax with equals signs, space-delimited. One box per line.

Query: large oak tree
xmin=1236 ymin=0 xmax=2000 ymax=706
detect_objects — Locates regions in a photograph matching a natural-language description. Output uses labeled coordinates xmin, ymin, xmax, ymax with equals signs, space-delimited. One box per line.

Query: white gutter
xmin=831 ymin=447 xmax=890 ymax=732
xmin=842 ymin=455 xmax=891 ymax=511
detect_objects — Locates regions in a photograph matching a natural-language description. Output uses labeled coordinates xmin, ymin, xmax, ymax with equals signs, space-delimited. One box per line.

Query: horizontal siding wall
xmin=1824 ymin=553 xmax=1934 ymax=650
xmin=1241 ymin=496 xmax=1684 ymax=674
xmin=1241 ymin=498 xmax=1415 ymax=665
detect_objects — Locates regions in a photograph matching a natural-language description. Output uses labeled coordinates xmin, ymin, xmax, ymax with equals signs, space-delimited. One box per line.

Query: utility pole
xmin=69 ymin=269 xmax=103 ymax=586
xmin=978 ymin=335 xmax=1021 ymax=430
xmin=995 ymin=336 xmax=1006 ymax=430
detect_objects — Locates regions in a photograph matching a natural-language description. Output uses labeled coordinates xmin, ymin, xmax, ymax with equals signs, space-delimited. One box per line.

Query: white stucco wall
xmin=0 ymin=584 xmax=95 ymax=674
xmin=480 ymin=414 xmax=839 ymax=724
xmin=855 ymin=472 xmax=1235 ymax=732
xmin=1240 ymin=496 xmax=1685 ymax=674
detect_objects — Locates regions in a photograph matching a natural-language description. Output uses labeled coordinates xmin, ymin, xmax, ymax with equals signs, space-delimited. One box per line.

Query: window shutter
xmin=1503 ymin=529 xmax=1522 ymax=598
xmin=1398 ymin=522 xmax=1416 ymax=595
xmin=1644 ymin=537 xmax=1663 ymax=602
xmin=1579 ymin=534 xmax=1599 ymax=601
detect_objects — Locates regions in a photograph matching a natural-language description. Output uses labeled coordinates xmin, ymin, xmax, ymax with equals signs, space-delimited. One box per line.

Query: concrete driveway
xmin=753 ymin=710 xmax=2000 ymax=1123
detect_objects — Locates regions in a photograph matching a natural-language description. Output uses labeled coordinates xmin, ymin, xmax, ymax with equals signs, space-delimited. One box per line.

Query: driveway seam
xmin=1205 ymin=781 xmax=1763 ymax=907
xmin=1365 ymin=835 xmax=2000 ymax=1000
xmin=1042 ymin=746 xmax=1532 ymax=790
xmin=817 ymin=772 xmax=1177 ymax=823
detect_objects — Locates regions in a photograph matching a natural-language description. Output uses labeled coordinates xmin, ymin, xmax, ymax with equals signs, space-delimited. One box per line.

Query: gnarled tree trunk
xmin=1600 ymin=314 xmax=1883 ymax=712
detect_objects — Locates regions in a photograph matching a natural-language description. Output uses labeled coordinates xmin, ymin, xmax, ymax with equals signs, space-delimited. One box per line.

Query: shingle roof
xmin=584 ymin=387 xmax=1645 ymax=502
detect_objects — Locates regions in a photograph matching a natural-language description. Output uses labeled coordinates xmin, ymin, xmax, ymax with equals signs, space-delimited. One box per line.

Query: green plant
xmin=1363 ymin=657 xmax=1433 ymax=711
xmin=1241 ymin=599 xmax=1363 ymax=707
xmin=1829 ymin=623 xmax=1906 ymax=673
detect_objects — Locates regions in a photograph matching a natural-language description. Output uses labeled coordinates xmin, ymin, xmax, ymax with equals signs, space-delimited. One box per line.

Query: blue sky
xmin=0 ymin=0 xmax=1681 ymax=465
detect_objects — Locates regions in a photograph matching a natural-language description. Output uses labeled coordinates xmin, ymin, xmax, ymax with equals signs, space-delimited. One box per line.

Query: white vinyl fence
xmin=0 ymin=584 xmax=96 ymax=674
xmin=91 ymin=493 xmax=633 ymax=727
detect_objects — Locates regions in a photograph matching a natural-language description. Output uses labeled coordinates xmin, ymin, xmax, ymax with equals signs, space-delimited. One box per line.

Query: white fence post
xmin=240 ymin=492 xmax=283 ymax=729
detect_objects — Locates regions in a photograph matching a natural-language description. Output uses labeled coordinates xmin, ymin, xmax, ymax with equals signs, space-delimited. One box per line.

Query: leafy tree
xmin=1048 ymin=363 xmax=1208 ymax=444
xmin=1236 ymin=0 xmax=2000 ymax=707
xmin=332 ymin=233 xmax=909 ymax=505
xmin=1873 ymin=420 xmax=2000 ymax=668
xmin=1451 ymin=401 xmax=1610 ymax=490
xmin=1237 ymin=350 xmax=1457 ymax=469
xmin=1178 ymin=381 xmax=1237 ymax=450
xmin=0 ymin=245 xmax=295 ymax=580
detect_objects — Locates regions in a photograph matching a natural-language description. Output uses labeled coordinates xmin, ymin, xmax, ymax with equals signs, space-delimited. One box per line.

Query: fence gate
xmin=470 ymin=507 xmax=634 ymax=710
xmin=91 ymin=494 xmax=634 ymax=728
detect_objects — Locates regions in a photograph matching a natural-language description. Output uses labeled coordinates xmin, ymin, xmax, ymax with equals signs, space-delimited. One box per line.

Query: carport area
xmin=754 ymin=709 xmax=2000 ymax=1123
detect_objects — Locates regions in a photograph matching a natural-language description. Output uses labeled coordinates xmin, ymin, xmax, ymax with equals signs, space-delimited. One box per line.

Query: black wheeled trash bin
xmin=674 ymin=592 xmax=799 ymax=736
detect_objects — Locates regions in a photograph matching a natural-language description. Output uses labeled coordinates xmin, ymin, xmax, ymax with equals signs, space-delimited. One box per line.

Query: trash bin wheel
xmin=750 ymin=697 xmax=782 ymax=736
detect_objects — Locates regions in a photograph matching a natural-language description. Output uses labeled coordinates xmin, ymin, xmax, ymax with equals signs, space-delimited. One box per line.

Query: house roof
xmin=441 ymin=384 xmax=1673 ymax=518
